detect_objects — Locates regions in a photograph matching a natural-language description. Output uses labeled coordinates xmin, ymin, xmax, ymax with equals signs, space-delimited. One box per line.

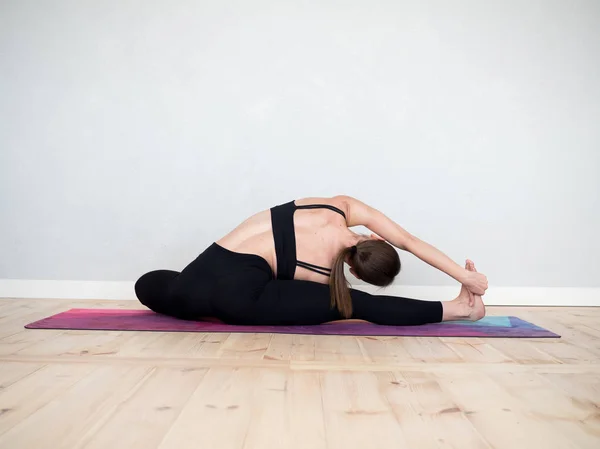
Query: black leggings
xmin=135 ymin=243 xmax=443 ymax=326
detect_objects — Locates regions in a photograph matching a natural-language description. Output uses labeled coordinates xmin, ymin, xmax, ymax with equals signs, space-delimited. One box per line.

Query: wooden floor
xmin=0 ymin=300 xmax=599 ymax=449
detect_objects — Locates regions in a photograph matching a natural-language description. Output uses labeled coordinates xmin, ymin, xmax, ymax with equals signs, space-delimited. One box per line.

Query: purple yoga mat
xmin=25 ymin=308 xmax=560 ymax=338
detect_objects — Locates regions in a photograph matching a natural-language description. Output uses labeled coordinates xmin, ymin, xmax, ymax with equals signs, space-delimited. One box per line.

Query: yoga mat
xmin=25 ymin=309 xmax=560 ymax=338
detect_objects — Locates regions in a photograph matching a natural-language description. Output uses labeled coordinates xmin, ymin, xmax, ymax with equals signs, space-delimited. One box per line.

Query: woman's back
xmin=217 ymin=197 xmax=354 ymax=283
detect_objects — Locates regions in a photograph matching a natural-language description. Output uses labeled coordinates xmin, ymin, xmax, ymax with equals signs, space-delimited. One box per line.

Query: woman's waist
xmin=209 ymin=238 xmax=275 ymax=276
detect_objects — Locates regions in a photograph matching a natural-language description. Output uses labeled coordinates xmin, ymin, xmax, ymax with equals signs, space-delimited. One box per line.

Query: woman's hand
xmin=462 ymin=269 xmax=488 ymax=295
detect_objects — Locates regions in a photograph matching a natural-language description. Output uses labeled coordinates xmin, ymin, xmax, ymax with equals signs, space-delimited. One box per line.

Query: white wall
xmin=1 ymin=0 xmax=599 ymax=293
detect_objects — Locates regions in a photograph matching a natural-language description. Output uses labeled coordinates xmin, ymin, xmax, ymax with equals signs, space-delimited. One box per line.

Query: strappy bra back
xmin=270 ymin=201 xmax=347 ymax=280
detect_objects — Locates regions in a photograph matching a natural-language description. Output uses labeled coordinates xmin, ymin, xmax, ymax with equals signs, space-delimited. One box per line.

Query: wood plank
xmin=484 ymin=338 xmax=562 ymax=365
xmin=186 ymin=332 xmax=230 ymax=359
xmin=374 ymin=371 xmax=440 ymax=449
xmin=319 ymin=370 xmax=411 ymax=449
xmin=518 ymin=309 xmax=600 ymax=358
xmin=439 ymin=337 xmax=514 ymax=364
xmin=75 ymin=367 xmax=208 ymax=449
xmin=539 ymin=371 xmax=600 ymax=440
xmin=314 ymin=335 xmax=367 ymax=363
xmin=287 ymin=371 xmax=327 ymax=449
xmin=488 ymin=371 xmax=600 ymax=448
xmin=240 ymin=368 xmax=291 ymax=449
xmin=354 ymin=336 xmax=415 ymax=364
xmin=0 ymin=363 xmax=98 ymax=436
xmin=157 ymin=368 xmax=256 ymax=449
xmin=216 ymin=333 xmax=273 ymax=360
xmin=401 ymin=337 xmax=463 ymax=363
xmin=263 ymin=333 xmax=294 ymax=361
xmin=290 ymin=334 xmax=316 ymax=361
xmin=0 ymin=362 xmax=44 ymax=391
xmin=0 ymin=329 xmax=65 ymax=356
xmin=113 ymin=331 xmax=166 ymax=358
xmin=0 ymin=365 xmax=152 ymax=448
xmin=134 ymin=332 xmax=206 ymax=358
xmin=14 ymin=330 xmax=126 ymax=358
xmin=435 ymin=370 xmax=582 ymax=449
xmin=389 ymin=371 xmax=491 ymax=448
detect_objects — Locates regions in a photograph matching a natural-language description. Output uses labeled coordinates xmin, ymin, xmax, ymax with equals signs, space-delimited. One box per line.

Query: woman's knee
xmin=134 ymin=270 xmax=178 ymax=309
xmin=134 ymin=271 xmax=155 ymax=305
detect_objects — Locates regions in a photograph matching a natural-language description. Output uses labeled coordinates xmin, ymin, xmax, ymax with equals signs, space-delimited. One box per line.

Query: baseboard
xmin=0 ymin=280 xmax=134 ymax=301
xmin=0 ymin=279 xmax=598 ymax=306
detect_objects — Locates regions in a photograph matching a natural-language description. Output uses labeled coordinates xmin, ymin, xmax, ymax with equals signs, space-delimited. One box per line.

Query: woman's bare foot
xmin=466 ymin=260 xmax=486 ymax=321
xmin=441 ymin=260 xmax=486 ymax=321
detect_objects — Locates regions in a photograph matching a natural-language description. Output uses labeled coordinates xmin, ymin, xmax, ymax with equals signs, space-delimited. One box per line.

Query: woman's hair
xmin=329 ymin=240 xmax=401 ymax=318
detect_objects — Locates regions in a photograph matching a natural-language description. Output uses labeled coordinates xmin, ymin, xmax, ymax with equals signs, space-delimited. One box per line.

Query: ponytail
xmin=329 ymin=246 xmax=354 ymax=318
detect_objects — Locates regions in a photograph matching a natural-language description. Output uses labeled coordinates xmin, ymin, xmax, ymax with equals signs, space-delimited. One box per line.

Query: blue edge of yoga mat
xmin=25 ymin=309 xmax=561 ymax=338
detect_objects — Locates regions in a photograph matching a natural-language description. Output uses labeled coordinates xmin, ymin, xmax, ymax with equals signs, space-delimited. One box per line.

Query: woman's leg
xmin=237 ymin=279 xmax=441 ymax=326
xmin=243 ymin=275 xmax=484 ymax=326
xmin=134 ymin=270 xmax=181 ymax=316
xmin=135 ymin=244 xmax=229 ymax=320
xmin=135 ymin=268 xmax=217 ymax=320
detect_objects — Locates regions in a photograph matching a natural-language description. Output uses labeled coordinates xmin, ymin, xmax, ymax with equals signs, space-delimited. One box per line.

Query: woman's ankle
xmin=441 ymin=295 xmax=485 ymax=322
xmin=441 ymin=298 xmax=464 ymax=321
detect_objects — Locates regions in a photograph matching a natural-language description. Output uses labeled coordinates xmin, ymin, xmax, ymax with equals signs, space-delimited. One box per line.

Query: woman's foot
xmin=442 ymin=260 xmax=486 ymax=321
xmin=465 ymin=260 xmax=486 ymax=320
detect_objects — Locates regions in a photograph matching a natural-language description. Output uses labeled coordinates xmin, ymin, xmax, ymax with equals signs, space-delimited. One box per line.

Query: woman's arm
xmin=336 ymin=195 xmax=488 ymax=294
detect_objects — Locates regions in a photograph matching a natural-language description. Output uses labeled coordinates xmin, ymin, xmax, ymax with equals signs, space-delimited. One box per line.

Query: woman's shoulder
xmin=294 ymin=195 xmax=351 ymax=216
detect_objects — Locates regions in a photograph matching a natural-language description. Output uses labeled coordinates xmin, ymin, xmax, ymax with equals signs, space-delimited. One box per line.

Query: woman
xmin=135 ymin=195 xmax=487 ymax=325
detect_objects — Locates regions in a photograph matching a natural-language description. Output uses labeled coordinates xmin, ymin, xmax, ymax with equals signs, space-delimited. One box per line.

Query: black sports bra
xmin=270 ymin=201 xmax=346 ymax=280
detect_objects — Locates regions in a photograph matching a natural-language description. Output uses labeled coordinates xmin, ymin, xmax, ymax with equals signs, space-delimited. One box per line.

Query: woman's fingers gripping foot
xmin=465 ymin=259 xmax=486 ymax=321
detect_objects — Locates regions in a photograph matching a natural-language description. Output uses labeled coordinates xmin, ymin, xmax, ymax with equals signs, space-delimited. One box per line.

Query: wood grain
xmin=0 ymin=298 xmax=598 ymax=449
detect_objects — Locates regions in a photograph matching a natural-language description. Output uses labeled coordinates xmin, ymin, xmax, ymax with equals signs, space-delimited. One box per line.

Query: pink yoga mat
xmin=25 ymin=309 xmax=560 ymax=338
